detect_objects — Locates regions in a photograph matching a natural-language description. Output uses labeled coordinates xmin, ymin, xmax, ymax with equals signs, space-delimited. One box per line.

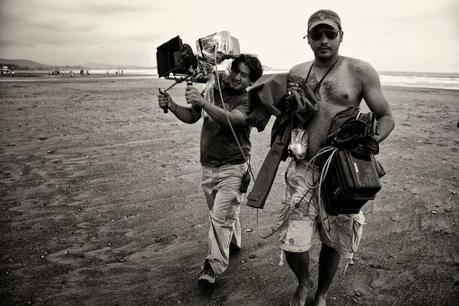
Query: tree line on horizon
xmin=0 ymin=58 xmax=153 ymax=71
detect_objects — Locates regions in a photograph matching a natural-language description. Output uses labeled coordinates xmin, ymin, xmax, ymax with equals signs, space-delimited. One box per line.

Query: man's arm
xmin=158 ymin=89 xmax=201 ymax=124
xmin=185 ymin=86 xmax=248 ymax=127
xmin=202 ymin=101 xmax=248 ymax=127
xmin=357 ymin=62 xmax=395 ymax=143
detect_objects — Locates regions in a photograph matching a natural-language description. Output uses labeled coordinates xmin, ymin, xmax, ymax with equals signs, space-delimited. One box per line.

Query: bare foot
xmin=312 ymin=294 xmax=327 ymax=306
xmin=289 ymin=279 xmax=313 ymax=306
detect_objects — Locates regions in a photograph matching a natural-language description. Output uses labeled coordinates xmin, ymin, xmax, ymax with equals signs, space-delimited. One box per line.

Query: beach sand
xmin=1 ymin=76 xmax=458 ymax=305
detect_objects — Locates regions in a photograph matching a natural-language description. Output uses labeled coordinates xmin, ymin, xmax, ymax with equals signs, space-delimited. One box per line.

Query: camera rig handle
xmin=159 ymin=75 xmax=193 ymax=113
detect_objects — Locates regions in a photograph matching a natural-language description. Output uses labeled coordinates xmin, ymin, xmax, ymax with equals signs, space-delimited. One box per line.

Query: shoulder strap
xmin=306 ymin=56 xmax=341 ymax=92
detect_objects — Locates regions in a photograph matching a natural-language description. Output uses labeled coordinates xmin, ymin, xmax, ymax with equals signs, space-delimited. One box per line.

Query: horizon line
xmin=1 ymin=58 xmax=458 ymax=75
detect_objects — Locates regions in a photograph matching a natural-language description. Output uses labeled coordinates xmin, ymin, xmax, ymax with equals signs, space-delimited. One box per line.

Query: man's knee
xmin=210 ymin=203 xmax=238 ymax=226
xmin=284 ymin=250 xmax=310 ymax=267
xmin=320 ymin=243 xmax=341 ymax=262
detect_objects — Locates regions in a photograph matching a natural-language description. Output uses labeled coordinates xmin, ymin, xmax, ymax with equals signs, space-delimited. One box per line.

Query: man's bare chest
xmin=305 ymin=73 xmax=362 ymax=106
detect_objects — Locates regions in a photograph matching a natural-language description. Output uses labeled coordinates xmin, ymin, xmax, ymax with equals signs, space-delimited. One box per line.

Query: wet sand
xmin=1 ymin=76 xmax=458 ymax=305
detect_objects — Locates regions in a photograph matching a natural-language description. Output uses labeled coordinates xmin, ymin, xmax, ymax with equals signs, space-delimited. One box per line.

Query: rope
xmin=212 ymin=52 xmax=255 ymax=180
xmin=256 ymin=184 xmax=313 ymax=239
xmin=254 ymin=146 xmax=338 ymax=239
xmin=210 ymin=52 xmax=339 ymax=238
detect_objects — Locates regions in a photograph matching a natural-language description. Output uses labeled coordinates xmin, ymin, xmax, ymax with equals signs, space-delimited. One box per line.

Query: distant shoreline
xmin=1 ymin=71 xmax=458 ymax=91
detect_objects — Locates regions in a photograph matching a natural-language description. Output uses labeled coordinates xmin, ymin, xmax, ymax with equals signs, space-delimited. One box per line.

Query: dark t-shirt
xmin=200 ymin=87 xmax=251 ymax=167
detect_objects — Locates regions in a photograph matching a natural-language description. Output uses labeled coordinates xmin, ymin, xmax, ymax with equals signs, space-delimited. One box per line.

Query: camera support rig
xmin=156 ymin=32 xmax=240 ymax=113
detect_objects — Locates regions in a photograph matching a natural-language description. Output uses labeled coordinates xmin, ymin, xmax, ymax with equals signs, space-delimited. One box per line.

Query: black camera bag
xmin=321 ymin=149 xmax=381 ymax=215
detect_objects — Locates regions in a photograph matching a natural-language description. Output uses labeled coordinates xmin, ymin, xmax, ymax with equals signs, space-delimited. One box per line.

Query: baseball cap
xmin=308 ymin=9 xmax=341 ymax=31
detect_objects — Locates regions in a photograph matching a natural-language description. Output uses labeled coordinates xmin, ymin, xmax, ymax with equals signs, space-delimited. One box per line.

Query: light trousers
xmin=201 ymin=163 xmax=247 ymax=274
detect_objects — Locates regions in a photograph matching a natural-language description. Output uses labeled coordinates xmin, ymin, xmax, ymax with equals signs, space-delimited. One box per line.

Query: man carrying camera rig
xmin=157 ymin=54 xmax=262 ymax=284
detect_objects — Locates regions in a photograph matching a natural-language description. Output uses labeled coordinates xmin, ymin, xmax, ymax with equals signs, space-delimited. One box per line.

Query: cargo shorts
xmin=278 ymin=159 xmax=366 ymax=259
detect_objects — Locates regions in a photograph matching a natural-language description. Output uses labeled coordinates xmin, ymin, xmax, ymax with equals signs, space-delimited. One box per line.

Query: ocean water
xmin=137 ymin=68 xmax=459 ymax=90
xmin=378 ymin=71 xmax=459 ymax=90
xmin=262 ymin=69 xmax=459 ymax=91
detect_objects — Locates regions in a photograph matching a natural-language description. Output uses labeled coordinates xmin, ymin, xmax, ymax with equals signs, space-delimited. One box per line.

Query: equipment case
xmin=322 ymin=150 xmax=381 ymax=215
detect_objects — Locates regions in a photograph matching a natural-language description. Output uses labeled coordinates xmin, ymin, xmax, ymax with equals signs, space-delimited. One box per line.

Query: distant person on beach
xmin=157 ymin=54 xmax=262 ymax=285
xmin=279 ymin=9 xmax=395 ymax=306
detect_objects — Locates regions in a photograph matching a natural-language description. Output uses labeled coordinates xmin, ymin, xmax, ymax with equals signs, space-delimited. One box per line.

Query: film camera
xmin=156 ymin=31 xmax=240 ymax=112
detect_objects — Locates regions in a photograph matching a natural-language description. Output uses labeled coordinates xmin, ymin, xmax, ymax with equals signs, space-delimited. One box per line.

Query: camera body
xmin=156 ymin=31 xmax=240 ymax=80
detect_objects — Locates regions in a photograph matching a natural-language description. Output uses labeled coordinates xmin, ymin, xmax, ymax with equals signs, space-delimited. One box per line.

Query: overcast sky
xmin=0 ymin=0 xmax=458 ymax=72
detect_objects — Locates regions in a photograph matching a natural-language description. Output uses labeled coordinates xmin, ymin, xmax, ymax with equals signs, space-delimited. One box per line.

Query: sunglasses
xmin=306 ymin=29 xmax=339 ymax=41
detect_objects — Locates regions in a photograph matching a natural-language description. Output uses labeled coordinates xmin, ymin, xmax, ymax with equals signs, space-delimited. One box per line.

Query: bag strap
xmin=305 ymin=56 xmax=341 ymax=92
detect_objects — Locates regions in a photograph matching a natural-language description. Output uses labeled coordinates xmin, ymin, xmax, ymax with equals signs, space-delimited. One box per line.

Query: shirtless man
xmin=280 ymin=9 xmax=395 ymax=305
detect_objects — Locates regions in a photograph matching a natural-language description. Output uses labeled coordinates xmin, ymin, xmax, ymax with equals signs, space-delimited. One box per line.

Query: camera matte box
xmin=156 ymin=36 xmax=183 ymax=77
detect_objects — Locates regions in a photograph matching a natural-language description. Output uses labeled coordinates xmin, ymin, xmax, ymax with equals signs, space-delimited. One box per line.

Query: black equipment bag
xmin=322 ymin=149 xmax=381 ymax=215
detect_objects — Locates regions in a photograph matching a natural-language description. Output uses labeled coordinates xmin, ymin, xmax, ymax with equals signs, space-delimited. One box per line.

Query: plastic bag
xmin=288 ymin=128 xmax=308 ymax=160
xmin=196 ymin=31 xmax=240 ymax=67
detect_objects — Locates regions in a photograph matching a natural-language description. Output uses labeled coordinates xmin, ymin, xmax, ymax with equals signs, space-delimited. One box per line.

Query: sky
xmin=0 ymin=0 xmax=458 ymax=72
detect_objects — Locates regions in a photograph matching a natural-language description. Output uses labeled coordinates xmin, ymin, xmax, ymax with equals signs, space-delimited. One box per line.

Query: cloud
xmin=84 ymin=2 xmax=154 ymax=14
xmin=0 ymin=0 xmax=458 ymax=71
xmin=29 ymin=20 xmax=99 ymax=33
xmin=0 ymin=37 xmax=35 ymax=48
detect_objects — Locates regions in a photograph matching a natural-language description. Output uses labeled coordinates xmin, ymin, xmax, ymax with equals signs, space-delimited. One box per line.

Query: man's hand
xmin=285 ymin=81 xmax=300 ymax=112
xmin=158 ymin=89 xmax=172 ymax=113
xmin=287 ymin=81 xmax=300 ymax=96
xmin=185 ymin=85 xmax=206 ymax=108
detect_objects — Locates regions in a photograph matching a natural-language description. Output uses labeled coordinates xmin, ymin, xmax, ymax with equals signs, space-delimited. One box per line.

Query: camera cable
xmin=212 ymin=52 xmax=255 ymax=181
